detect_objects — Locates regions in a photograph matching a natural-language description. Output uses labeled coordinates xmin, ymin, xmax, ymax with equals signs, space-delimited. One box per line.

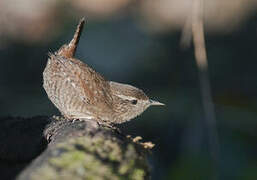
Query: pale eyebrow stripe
xmin=116 ymin=94 xmax=135 ymax=101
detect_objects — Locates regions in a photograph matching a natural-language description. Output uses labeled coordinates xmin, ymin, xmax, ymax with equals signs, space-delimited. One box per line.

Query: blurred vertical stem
xmin=181 ymin=0 xmax=219 ymax=179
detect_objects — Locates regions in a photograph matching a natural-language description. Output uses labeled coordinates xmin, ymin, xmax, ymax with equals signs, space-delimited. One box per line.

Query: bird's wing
xmin=54 ymin=55 xmax=113 ymax=109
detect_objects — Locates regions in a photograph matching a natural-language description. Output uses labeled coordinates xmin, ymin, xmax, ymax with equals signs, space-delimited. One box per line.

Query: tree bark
xmin=0 ymin=116 xmax=150 ymax=180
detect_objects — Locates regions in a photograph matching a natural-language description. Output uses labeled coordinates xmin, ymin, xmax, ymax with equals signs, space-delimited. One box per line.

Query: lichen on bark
xmin=17 ymin=116 xmax=150 ymax=180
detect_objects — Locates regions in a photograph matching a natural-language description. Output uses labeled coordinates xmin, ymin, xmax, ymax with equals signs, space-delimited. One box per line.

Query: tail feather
xmin=57 ymin=18 xmax=85 ymax=58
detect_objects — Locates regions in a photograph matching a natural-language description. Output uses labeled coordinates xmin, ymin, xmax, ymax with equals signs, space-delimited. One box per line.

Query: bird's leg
xmin=97 ymin=120 xmax=114 ymax=129
xmin=96 ymin=121 xmax=127 ymax=138
xmin=71 ymin=118 xmax=79 ymax=123
xmin=97 ymin=121 xmax=121 ymax=133
xmin=61 ymin=114 xmax=77 ymax=122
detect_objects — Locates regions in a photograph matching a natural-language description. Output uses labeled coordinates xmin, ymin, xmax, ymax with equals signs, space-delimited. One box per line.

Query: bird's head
xmin=109 ymin=81 xmax=164 ymax=123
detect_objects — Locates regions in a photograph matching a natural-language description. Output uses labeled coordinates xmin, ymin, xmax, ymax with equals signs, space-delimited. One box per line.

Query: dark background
xmin=0 ymin=1 xmax=257 ymax=179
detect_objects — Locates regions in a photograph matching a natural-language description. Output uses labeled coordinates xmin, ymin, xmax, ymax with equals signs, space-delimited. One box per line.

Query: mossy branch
xmin=0 ymin=116 xmax=150 ymax=180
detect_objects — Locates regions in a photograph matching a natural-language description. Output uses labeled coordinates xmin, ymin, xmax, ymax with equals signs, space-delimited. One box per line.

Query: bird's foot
xmin=97 ymin=121 xmax=123 ymax=134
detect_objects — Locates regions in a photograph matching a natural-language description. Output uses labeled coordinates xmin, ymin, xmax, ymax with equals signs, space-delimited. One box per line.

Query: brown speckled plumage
xmin=43 ymin=18 xmax=164 ymax=124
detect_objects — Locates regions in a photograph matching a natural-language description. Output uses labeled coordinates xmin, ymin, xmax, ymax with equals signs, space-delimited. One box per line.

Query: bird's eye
xmin=131 ymin=100 xmax=137 ymax=105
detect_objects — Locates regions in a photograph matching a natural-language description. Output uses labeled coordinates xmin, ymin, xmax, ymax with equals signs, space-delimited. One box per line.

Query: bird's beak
xmin=150 ymin=99 xmax=165 ymax=106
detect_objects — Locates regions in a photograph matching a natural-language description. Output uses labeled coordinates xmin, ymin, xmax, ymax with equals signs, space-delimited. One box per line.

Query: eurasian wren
xmin=43 ymin=18 xmax=164 ymax=124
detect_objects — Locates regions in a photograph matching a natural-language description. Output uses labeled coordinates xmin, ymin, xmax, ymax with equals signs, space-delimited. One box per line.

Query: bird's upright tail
xmin=57 ymin=18 xmax=85 ymax=58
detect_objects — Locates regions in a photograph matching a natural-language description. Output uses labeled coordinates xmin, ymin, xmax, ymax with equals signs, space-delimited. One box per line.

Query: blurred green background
xmin=0 ymin=0 xmax=257 ymax=179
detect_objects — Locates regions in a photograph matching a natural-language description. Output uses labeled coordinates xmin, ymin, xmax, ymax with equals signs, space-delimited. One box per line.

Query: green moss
xmin=49 ymin=150 xmax=86 ymax=168
xmin=130 ymin=169 xmax=146 ymax=180
xmin=28 ymin=134 xmax=148 ymax=180
xmin=30 ymin=166 xmax=58 ymax=180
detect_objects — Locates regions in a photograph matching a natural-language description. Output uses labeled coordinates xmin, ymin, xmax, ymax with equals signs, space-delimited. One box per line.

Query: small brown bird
xmin=43 ymin=18 xmax=164 ymax=125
